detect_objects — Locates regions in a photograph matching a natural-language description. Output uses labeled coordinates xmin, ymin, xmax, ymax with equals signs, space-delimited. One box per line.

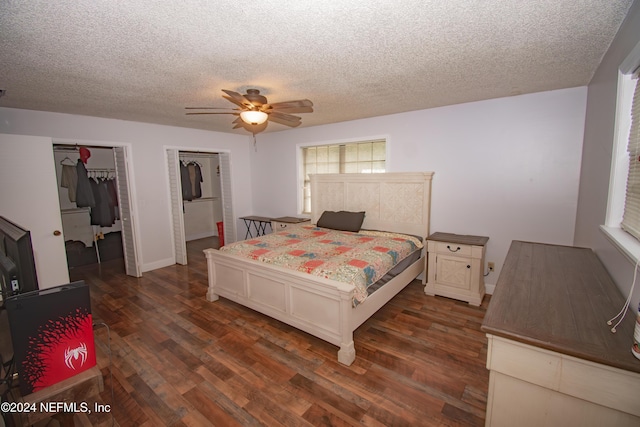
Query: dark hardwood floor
xmin=67 ymin=237 xmax=490 ymax=426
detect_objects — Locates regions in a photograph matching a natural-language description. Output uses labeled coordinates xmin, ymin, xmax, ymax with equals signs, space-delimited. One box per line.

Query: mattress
xmin=366 ymin=241 xmax=423 ymax=295
xmin=220 ymin=225 xmax=423 ymax=305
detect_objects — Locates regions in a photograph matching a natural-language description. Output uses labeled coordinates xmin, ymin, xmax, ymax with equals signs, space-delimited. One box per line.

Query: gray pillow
xmin=317 ymin=211 xmax=365 ymax=232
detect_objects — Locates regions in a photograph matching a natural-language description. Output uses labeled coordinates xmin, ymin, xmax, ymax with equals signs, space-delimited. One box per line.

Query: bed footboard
xmin=204 ymin=248 xmax=357 ymax=365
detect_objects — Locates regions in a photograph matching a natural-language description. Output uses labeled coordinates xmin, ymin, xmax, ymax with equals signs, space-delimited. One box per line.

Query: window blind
xmin=622 ymin=73 xmax=640 ymax=239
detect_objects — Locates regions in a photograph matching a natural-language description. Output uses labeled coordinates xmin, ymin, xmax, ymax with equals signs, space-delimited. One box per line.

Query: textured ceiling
xmin=0 ymin=1 xmax=634 ymax=134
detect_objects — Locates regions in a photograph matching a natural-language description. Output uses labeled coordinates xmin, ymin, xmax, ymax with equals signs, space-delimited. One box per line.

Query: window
xmin=301 ymin=139 xmax=386 ymax=213
xmin=602 ymin=40 xmax=640 ymax=262
xmin=621 ymin=74 xmax=640 ymax=239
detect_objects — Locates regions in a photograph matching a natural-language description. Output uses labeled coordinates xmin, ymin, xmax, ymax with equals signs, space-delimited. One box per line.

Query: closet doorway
xmin=53 ymin=144 xmax=141 ymax=277
xmin=167 ymin=149 xmax=235 ymax=265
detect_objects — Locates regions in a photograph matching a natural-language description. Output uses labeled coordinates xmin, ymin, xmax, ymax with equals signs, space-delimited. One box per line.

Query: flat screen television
xmin=0 ymin=216 xmax=38 ymax=299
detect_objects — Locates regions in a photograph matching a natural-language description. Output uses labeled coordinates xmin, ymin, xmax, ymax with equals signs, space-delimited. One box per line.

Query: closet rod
xmin=54 ymin=145 xmax=115 ymax=152
xmin=179 ymin=152 xmax=218 ymax=159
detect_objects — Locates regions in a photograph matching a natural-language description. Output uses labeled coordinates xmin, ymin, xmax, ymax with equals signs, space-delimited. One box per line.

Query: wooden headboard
xmin=310 ymin=172 xmax=434 ymax=238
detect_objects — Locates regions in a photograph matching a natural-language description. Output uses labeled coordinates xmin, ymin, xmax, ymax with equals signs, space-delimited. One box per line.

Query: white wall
xmin=251 ymin=87 xmax=588 ymax=289
xmin=0 ymin=107 xmax=253 ymax=272
xmin=574 ymin=1 xmax=640 ymax=311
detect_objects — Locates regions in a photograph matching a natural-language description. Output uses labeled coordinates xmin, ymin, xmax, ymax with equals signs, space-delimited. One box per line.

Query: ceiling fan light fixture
xmin=240 ymin=110 xmax=268 ymax=125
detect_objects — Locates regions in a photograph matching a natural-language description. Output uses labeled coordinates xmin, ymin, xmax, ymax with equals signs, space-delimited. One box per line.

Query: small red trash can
xmin=216 ymin=221 xmax=224 ymax=247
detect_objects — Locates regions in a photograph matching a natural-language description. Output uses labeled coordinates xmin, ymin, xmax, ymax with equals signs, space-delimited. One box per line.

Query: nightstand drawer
xmin=271 ymin=217 xmax=310 ymax=233
xmin=271 ymin=221 xmax=291 ymax=231
xmin=434 ymin=241 xmax=472 ymax=256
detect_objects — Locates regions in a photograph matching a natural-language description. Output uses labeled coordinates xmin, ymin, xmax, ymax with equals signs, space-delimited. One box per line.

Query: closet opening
xmin=53 ymin=144 xmax=140 ymax=277
xmin=167 ymin=149 xmax=235 ymax=265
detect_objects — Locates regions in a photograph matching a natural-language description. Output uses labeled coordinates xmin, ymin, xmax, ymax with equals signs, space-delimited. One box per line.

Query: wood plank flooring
xmin=67 ymin=237 xmax=490 ymax=426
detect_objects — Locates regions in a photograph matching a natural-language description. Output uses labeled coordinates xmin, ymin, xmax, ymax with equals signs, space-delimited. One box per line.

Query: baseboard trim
xmin=141 ymin=257 xmax=175 ymax=273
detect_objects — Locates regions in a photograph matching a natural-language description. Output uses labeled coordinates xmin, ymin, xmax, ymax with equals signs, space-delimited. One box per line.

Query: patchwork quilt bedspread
xmin=220 ymin=225 xmax=423 ymax=305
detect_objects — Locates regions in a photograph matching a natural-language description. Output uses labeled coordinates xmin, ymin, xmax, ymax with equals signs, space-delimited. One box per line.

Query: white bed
xmin=203 ymin=172 xmax=433 ymax=365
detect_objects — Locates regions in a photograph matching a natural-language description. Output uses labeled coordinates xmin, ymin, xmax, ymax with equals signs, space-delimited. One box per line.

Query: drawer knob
xmin=467 ymin=265 xmax=471 ymax=269
xmin=447 ymin=245 xmax=461 ymax=252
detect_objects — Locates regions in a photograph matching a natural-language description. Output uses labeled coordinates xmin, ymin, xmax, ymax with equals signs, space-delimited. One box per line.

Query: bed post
xmin=337 ymin=292 xmax=356 ymax=366
xmin=203 ymin=249 xmax=219 ymax=302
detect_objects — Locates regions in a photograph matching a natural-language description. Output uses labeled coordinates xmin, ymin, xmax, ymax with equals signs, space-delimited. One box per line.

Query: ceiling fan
xmin=186 ymin=89 xmax=313 ymax=134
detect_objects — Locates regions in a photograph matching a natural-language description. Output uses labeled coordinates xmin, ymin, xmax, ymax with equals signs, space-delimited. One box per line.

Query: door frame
xmin=53 ymin=138 xmax=142 ymax=277
xmin=165 ymin=147 xmax=236 ymax=265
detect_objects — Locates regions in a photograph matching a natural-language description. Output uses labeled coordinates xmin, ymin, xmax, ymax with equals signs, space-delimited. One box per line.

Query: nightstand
xmin=424 ymin=232 xmax=489 ymax=306
xmin=271 ymin=216 xmax=310 ymax=232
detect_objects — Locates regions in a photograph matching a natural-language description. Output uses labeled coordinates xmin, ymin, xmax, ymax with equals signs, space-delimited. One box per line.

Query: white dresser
xmin=482 ymin=241 xmax=640 ymax=426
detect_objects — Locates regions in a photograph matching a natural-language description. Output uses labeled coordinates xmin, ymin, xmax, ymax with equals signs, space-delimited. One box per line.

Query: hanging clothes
xmin=60 ymin=164 xmax=78 ymax=202
xmin=180 ymin=161 xmax=193 ymax=201
xmin=194 ymin=162 xmax=203 ymax=198
xmin=75 ymin=159 xmax=95 ymax=208
xmin=107 ymin=178 xmax=119 ymax=220
xmin=105 ymin=178 xmax=118 ymax=223
xmin=188 ymin=162 xmax=203 ymax=199
xmin=90 ymin=178 xmax=117 ymax=227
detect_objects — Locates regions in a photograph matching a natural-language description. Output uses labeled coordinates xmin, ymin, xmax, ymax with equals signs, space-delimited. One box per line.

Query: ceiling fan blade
xmin=185 ymin=107 xmax=241 ymax=110
xmin=265 ymin=105 xmax=313 ymax=114
xmin=268 ymin=111 xmax=302 ymax=127
xmin=222 ymin=90 xmax=252 ymax=108
xmin=185 ymin=112 xmax=239 ymax=115
xmin=222 ymin=95 xmax=246 ymax=109
xmin=268 ymin=99 xmax=313 ymax=109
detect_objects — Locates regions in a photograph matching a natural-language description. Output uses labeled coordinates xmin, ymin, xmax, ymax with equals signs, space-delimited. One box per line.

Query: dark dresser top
xmin=427 ymin=232 xmax=489 ymax=247
xmin=482 ymin=240 xmax=640 ymax=374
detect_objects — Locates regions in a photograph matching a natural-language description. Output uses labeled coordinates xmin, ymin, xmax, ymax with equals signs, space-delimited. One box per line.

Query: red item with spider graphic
xmin=4 ymin=281 xmax=96 ymax=395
